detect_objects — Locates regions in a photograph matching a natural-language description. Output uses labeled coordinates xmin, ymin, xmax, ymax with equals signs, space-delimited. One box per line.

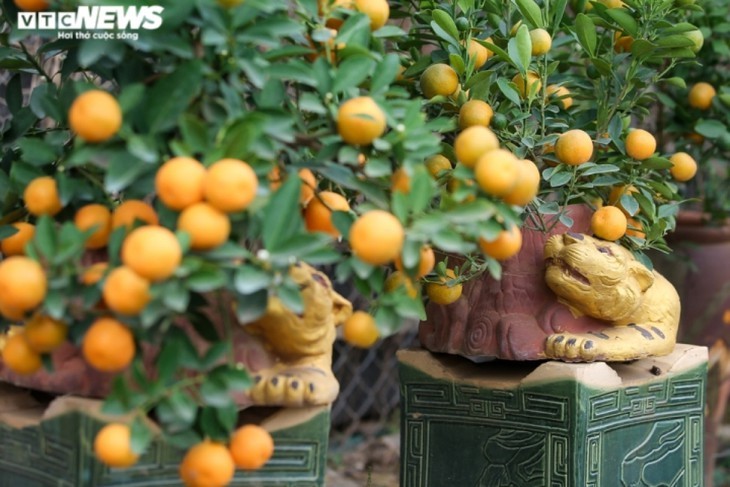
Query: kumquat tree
xmin=0 ymin=0 xmax=705 ymax=485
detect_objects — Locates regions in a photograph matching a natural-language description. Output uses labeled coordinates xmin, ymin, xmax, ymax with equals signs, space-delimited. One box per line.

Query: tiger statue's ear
xmin=630 ymin=261 xmax=654 ymax=292
xmin=331 ymin=290 xmax=353 ymax=327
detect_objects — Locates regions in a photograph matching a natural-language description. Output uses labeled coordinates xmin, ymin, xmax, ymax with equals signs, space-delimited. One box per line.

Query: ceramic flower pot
xmin=420 ymin=204 xmax=609 ymax=361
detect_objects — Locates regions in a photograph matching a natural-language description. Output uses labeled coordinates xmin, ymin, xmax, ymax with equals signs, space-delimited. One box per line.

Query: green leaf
xmin=157 ymin=391 xmax=197 ymax=429
xmin=32 ymin=215 xmax=57 ymax=258
xmin=233 ymin=265 xmax=272 ymax=294
xmin=277 ymin=279 xmax=304 ymax=314
xmin=215 ymin=402 xmax=238 ymax=432
xmin=575 ymin=14 xmax=596 ymax=57
xmin=663 ymin=77 xmax=686 ymax=89
xmin=655 ymin=35 xmax=695 ymax=49
xmin=221 ymin=113 xmax=266 ymax=160
xmin=606 ymin=9 xmax=637 ymax=37
xmin=497 ymin=78 xmax=523 ymax=106
xmin=18 ymin=138 xmax=56 ymax=166
xmin=370 ymin=53 xmax=401 ymax=94
xmin=200 ymin=375 xmax=233 ymax=408
xmin=199 ymin=406 xmax=230 ymax=441
xmin=619 ymin=194 xmax=639 ymax=217
xmin=580 ymin=164 xmax=620 ymax=176
xmin=186 ymin=265 xmax=227 ymax=292
xmin=332 ymin=55 xmax=375 ymax=93
xmin=104 ymin=155 xmax=148 ymax=193
xmin=642 ymin=157 xmax=673 ymax=170
xmin=201 ymin=342 xmax=230 ymax=370
xmin=431 ymin=10 xmax=460 ymax=47
xmin=142 ymin=60 xmax=203 ymax=133
xmin=630 ymin=39 xmax=655 ymax=58
xmin=449 ymin=53 xmax=465 ymax=76
xmin=513 ymin=25 xmax=532 ymax=75
xmin=130 ymin=417 xmax=153 ymax=455
xmin=694 ymin=119 xmax=727 ymax=139
xmin=262 ymin=176 xmax=303 ymax=250
xmin=234 ymin=290 xmax=268 ymax=324
xmin=513 ymin=0 xmax=544 ymax=29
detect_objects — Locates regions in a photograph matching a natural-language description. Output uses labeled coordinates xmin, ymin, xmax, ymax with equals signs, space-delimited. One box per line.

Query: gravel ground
xmin=327 ymin=433 xmax=400 ymax=486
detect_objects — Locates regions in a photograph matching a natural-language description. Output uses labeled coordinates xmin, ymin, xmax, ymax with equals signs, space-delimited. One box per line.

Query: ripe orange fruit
xmin=81 ymin=262 xmax=108 ymax=285
xmin=384 ymin=271 xmax=419 ymax=298
xmin=420 ymin=64 xmax=459 ymax=99
xmin=24 ymin=314 xmax=68 ymax=354
xmin=229 ymin=425 xmax=275 ymax=470
xmin=530 ymin=28 xmax=552 ymax=56
xmin=395 ymin=245 xmax=436 ymax=279
xmin=0 ymin=302 xmax=25 ymax=321
xmin=102 ymin=266 xmax=151 ymax=316
xmin=454 ymin=126 xmax=499 ymax=168
xmin=13 ymin=0 xmax=49 ymax=11
xmin=75 ymin=204 xmax=112 ymax=249
xmin=688 ymin=82 xmax=716 ymax=110
xmin=354 ymin=0 xmax=389 ymax=30
xmin=625 ymin=129 xmax=656 ymax=160
xmin=1 ymin=222 xmax=35 ymax=256
xmin=687 ymin=132 xmax=704 ymax=145
xmin=2 ymin=333 xmax=42 ymax=375
xmin=669 ymin=152 xmax=698 ymax=182
xmin=467 ymin=39 xmax=491 ymax=69
xmin=179 ymin=441 xmax=235 ymax=487
xmin=343 ymin=311 xmax=380 ymax=348
xmin=614 ymin=32 xmax=634 ymax=53
xmin=555 ymin=129 xmax=593 ymax=166
xmin=177 ymin=202 xmax=231 ymax=250
xmin=349 ymin=210 xmax=404 ymax=265
xmin=299 ymin=168 xmax=317 ymax=205
xmin=24 ymin=176 xmax=62 ymax=216
xmin=503 ymin=159 xmax=541 ymax=206
xmin=68 ymin=90 xmax=122 ymax=143
xmin=512 ymin=71 xmax=541 ymax=98
xmin=591 ymin=206 xmax=627 ymax=241
xmin=337 ymin=96 xmax=387 ymax=146
xmin=218 ymin=0 xmax=244 ymax=7
xmin=425 ymin=269 xmax=462 ymax=305
xmin=391 ymin=168 xmax=411 ymax=193
xmin=479 ymin=225 xmax=522 ymax=261
xmin=112 ymin=200 xmax=159 ymax=230
xmin=626 ymin=217 xmax=645 ymax=239
xmin=608 ymin=185 xmax=639 ymax=215
xmin=546 ymin=85 xmax=573 ymax=110
xmin=94 ymin=423 xmax=139 ymax=468
xmin=155 ymin=157 xmax=207 ymax=211
xmin=0 ymin=256 xmax=47 ymax=313
xmin=204 ymin=158 xmax=259 ymax=213
xmin=304 ymin=191 xmax=350 ymax=237
xmin=458 ymin=100 xmax=494 ymax=129
xmin=474 ymin=149 xmax=520 ymax=197
xmin=121 ymin=226 xmax=182 ymax=281
xmin=425 ymin=155 xmax=452 ymax=178
xmin=600 ymin=0 xmax=625 ymax=6
xmin=82 ymin=317 xmax=135 ymax=373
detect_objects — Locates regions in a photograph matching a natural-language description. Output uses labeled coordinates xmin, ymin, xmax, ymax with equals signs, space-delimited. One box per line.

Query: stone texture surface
xmin=399 ymin=345 xmax=707 ymax=487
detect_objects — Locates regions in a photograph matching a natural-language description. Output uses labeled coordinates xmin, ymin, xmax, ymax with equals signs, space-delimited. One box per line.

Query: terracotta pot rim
xmin=670 ymin=211 xmax=730 ymax=244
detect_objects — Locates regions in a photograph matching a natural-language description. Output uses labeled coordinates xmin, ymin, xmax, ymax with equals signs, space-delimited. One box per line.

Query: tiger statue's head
xmin=544 ymin=232 xmax=654 ymax=322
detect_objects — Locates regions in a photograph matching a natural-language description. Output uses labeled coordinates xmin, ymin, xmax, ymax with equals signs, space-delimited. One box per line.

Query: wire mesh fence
xmin=329 ymin=319 xmax=419 ymax=447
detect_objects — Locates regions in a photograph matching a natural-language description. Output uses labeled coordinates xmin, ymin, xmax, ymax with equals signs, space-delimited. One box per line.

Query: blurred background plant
xmin=658 ymin=0 xmax=730 ymax=224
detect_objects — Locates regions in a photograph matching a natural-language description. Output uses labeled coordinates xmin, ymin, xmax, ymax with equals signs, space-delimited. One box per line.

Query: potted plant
xmin=0 ymin=0 xmax=704 ymax=485
xmin=392 ymin=0 xmax=700 ymax=362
